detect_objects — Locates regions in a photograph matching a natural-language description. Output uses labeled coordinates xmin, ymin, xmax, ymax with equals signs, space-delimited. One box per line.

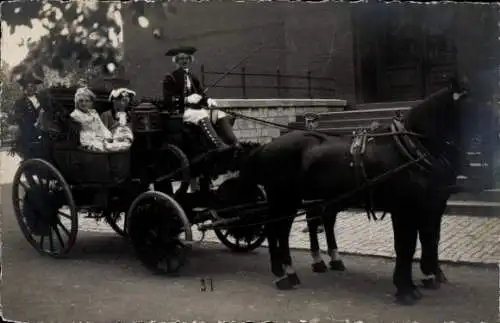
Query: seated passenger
xmin=103 ymin=87 xmax=136 ymax=151
xmin=70 ymin=87 xmax=132 ymax=152
xmin=70 ymin=87 xmax=112 ymax=152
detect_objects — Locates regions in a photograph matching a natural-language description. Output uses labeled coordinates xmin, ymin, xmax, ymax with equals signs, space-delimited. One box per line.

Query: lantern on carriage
xmin=304 ymin=112 xmax=319 ymax=130
xmin=130 ymin=102 xmax=162 ymax=133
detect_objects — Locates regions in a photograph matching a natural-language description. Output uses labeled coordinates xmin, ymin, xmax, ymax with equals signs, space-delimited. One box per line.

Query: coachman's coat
xmin=162 ymin=68 xmax=208 ymax=113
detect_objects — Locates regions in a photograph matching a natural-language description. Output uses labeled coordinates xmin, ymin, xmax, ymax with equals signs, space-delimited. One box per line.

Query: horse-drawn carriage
xmin=12 ymin=77 xmax=485 ymax=305
xmin=12 ymin=86 xmax=267 ymax=274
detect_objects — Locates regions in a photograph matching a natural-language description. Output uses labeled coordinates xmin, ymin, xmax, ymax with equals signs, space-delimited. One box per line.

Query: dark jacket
xmin=162 ymin=68 xmax=208 ymax=113
xmin=11 ymin=92 xmax=54 ymax=158
xmin=12 ymin=94 xmax=44 ymax=141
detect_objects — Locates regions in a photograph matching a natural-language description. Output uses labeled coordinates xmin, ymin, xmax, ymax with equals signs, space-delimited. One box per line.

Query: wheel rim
xmin=214 ymin=179 xmax=267 ymax=252
xmin=12 ymin=159 xmax=78 ymax=257
xmin=155 ymin=144 xmax=190 ymax=198
xmin=104 ymin=211 xmax=127 ymax=237
xmin=127 ymin=191 xmax=192 ymax=275
xmin=214 ymin=224 xmax=266 ymax=252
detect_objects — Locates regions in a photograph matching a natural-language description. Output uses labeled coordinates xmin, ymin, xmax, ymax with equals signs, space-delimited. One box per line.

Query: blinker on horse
xmin=237 ymin=78 xmax=470 ymax=305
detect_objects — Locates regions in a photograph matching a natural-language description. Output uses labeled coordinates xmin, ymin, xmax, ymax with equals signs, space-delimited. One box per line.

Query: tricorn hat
xmin=165 ymin=46 xmax=197 ymax=57
xmin=17 ymin=71 xmax=44 ymax=87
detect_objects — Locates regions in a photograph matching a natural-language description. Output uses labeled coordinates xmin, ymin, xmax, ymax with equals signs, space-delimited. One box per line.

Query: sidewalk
xmin=75 ymin=212 xmax=500 ymax=265
xmin=1 ymin=151 xmax=498 ymax=264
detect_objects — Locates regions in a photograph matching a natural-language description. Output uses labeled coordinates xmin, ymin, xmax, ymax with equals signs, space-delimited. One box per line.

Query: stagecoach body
xmin=12 ymin=86 xmax=267 ymax=275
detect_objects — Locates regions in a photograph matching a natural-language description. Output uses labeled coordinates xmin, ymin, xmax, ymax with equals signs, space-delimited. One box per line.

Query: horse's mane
xmin=404 ymin=86 xmax=453 ymax=131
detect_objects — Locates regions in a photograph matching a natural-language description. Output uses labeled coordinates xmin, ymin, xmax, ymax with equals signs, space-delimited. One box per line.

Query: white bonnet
xmin=108 ymin=88 xmax=137 ymax=101
xmin=74 ymin=87 xmax=96 ymax=104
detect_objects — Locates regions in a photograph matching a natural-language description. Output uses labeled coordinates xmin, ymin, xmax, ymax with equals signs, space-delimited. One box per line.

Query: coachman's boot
xmin=198 ymin=117 xmax=229 ymax=150
xmin=215 ymin=116 xmax=240 ymax=147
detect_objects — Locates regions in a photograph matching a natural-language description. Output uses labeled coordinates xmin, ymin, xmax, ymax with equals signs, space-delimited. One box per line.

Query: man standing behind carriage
xmin=162 ymin=46 xmax=240 ymax=151
xmin=10 ymin=70 xmax=51 ymax=159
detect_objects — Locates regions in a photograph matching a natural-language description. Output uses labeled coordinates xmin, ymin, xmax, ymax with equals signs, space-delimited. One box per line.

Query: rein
xmin=217 ymin=108 xmax=425 ymax=139
xmin=198 ymin=156 xmax=425 ymax=232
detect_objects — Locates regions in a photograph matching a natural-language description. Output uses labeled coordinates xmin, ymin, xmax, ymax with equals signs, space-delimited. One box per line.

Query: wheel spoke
xmin=48 ymin=227 xmax=55 ymax=252
xmin=39 ymin=234 xmax=45 ymax=249
xmin=58 ymin=211 xmax=72 ymax=220
xmin=56 ymin=219 xmax=71 ymax=237
xmin=25 ymin=173 xmax=38 ymax=189
xmin=19 ymin=181 xmax=30 ymax=193
xmin=52 ymin=222 xmax=65 ymax=249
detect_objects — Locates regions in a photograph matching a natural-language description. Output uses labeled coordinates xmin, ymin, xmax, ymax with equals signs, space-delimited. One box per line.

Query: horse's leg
xmin=419 ymin=201 xmax=448 ymax=289
xmin=434 ymin=213 xmax=448 ymax=284
xmin=391 ymin=211 xmax=422 ymax=305
xmin=279 ymin=217 xmax=301 ymax=286
xmin=265 ymin=220 xmax=291 ymax=290
xmin=324 ymin=210 xmax=345 ymax=271
xmin=306 ymin=207 xmax=328 ymax=273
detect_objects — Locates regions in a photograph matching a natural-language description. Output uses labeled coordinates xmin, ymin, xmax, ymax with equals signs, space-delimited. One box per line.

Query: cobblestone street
xmin=80 ymin=211 xmax=500 ymax=265
xmin=2 ymin=152 xmax=499 ymax=265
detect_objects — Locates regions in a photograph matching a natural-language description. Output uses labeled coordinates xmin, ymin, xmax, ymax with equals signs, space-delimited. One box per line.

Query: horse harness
xmin=349 ymin=126 xmax=379 ymax=220
xmin=348 ymin=118 xmax=438 ymax=220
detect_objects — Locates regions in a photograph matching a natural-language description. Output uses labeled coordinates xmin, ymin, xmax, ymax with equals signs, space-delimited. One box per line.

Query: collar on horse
xmin=347 ymin=117 xmax=440 ymax=220
xmin=390 ymin=118 xmax=436 ymax=173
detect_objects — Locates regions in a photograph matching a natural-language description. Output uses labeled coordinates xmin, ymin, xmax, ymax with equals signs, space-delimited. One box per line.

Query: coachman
xmin=162 ymin=46 xmax=240 ymax=151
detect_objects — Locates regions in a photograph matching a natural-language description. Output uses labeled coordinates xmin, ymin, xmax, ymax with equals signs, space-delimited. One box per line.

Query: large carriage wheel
xmin=213 ymin=178 xmax=267 ymax=253
xmin=12 ymin=158 xmax=78 ymax=257
xmin=156 ymin=144 xmax=191 ymax=198
xmin=127 ymin=191 xmax=193 ymax=275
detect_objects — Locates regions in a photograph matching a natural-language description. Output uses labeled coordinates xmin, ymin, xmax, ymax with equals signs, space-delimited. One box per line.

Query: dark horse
xmin=236 ymin=78 xmax=470 ymax=305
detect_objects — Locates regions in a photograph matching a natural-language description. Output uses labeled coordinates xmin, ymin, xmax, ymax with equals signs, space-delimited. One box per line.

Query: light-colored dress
xmin=70 ymin=109 xmax=133 ymax=152
xmin=70 ymin=108 xmax=112 ymax=152
xmin=104 ymin=112 xmax=134 ymax=152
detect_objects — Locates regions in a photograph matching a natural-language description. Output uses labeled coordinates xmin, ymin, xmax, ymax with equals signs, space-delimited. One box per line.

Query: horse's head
xmin=404 ymin=76 xmax=470 ymax=157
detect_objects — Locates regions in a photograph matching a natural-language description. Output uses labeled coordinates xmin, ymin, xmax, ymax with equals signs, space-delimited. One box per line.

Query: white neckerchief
xmin=27 ymin=95 xmax=40 ymax=110
xmin=184 ymin=69 xmax=192 ymax=91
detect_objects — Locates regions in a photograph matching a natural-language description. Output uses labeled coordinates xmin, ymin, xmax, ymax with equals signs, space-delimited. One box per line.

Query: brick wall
xmin=215 ymin=98 xmax=347 ymax=143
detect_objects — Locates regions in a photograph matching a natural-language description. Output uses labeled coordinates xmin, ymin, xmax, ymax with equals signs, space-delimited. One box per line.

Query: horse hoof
xmin=312 ymin=261 xmax=328 ymax=273
xmin=329 ymin=260 xmax=346 ymax=271
xmin=436 ymin=269 xmax=449 ymax=284
xmin=275 ymin=277 xmax=294 ymax=290
xmin=287 ymin=273 xmax=301 ymax=286
xmin=394 ymin=290 xmax=420 ymax=306
xmin=421 ymin=278 xmax=440 ymax=290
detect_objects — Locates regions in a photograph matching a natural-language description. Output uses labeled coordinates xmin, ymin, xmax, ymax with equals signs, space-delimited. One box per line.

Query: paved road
xmin=2 ymin=190 xmax=498 ymax=323
xmin=2 ymin=153 xmax=499 ymax=266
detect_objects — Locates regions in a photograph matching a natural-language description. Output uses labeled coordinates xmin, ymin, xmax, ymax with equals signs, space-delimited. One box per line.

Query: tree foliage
xmin=0 ymin=61 xmax=23 ymax=143
xmin=2 ymin=1 xmax=177 ymax=84
xmin=2 ymin=1 xmax=125 ymax=82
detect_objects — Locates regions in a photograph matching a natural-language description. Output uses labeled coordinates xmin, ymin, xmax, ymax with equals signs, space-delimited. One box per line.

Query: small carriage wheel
xmin=213 ymin=180 xmax=267 ymax=253
xmin=103 ymin=211 xmax=127 ymax=237
xmin=126 ymin=191 xmax=193 ymax=275
xmin=12 ymin=158 xmax=78 ymax=257
xmin=157 ymin=144 xmax=191 ymax=198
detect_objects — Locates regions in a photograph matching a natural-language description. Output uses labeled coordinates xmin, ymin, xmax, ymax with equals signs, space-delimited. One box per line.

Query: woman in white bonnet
xmin=104 ymin=87 xmax=135 ymax=151
xmin=70 ymin=87 xmax=113 ymax=152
